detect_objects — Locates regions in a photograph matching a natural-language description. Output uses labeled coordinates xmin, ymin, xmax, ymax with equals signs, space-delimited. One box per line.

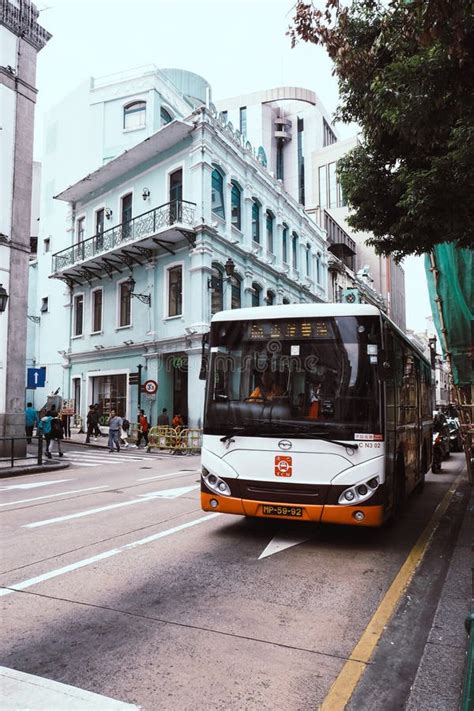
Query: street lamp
xmin=124 ymin=276 xmax=151 ymax=306
xmin=0 ymin=284 xmax=8 ymax=313
xmin=207 ymin=258 xmax=236 ymax=290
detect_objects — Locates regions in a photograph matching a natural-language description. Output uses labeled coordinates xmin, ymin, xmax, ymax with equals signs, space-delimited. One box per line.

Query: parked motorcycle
xmin=447 ymin=417 xmax=463 ymax=452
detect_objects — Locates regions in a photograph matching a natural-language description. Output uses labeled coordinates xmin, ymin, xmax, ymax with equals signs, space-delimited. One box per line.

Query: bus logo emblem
xmin=278 ymin=440 xmax=292 ymax=450
xmin=275 ymin=455 xmax=292 ymax=477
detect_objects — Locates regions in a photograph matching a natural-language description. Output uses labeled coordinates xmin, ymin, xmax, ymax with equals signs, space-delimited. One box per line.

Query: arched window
xmin=306 ymin=243 xmax=311 ymax=276
xmin=160 ymin=106 xmax=173 ymax=126
xmin=282 ymin=224 xmax=288 ymax=263
xmin=210 ymin=264 xmax=224 ymax=315
xmin=252 ymin=200 xmax=261 ymax=243
xmin=231 ymin=181 xmax=242 ymax=230
xmin=252 ymin=282 xmax=261 ymax=307
xmin=266 ymin=210 xmax=274 ymax=253
xmin=230 ymin=274 xmax=242 ymax=309
xmin=266 ymin=290 xmax=275 ymax=305
xmin=292 ymin=232 xmax=298 ymax=269
xmin=211 ymin=166 xmax=225 ymax=219
xmin=283 ymin=297 xmax=290 ymax=305
xmin=123 ymin=101 xmax=146 ymax=130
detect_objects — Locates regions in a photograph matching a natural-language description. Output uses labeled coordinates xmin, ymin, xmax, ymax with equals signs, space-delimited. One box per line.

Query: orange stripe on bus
xmin=201 ymin=493 xmax=384 ymax=527
xmin=321 ymin=504 xmax=384 ymax=527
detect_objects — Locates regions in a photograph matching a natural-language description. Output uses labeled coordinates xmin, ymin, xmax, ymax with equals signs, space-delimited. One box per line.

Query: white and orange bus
xmin=201 ymin=304 xmax=432 ymax=527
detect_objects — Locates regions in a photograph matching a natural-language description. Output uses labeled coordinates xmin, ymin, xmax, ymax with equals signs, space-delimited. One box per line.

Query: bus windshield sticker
xmin=367 ymin=344 xmax=378 ymax=355
xmin=354 ymin=433 xmax=384 ymax=441
xmin=291 ymin=345 xmax=300 ymax=356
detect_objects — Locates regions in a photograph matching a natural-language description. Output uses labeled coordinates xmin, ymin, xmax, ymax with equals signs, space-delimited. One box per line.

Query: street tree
xmin=289 ymin=0 xmax=474 ymax=259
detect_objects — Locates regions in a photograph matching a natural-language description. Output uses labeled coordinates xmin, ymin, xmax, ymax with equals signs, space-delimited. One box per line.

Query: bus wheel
xmin=415 ymin=448 xmax=427 ymax=494
xmin=390 ymin=459 xmax=406 ymax=523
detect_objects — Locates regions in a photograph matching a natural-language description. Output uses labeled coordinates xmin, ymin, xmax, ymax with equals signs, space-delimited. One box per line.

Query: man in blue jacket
xmin=24 ymin=402 xmax=38 ymax=444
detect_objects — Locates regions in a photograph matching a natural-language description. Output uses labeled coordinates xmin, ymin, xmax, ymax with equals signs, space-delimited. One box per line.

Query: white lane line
xmin=138 ymin=470 xmax=200 ymax=482
xmin=0 ymin=485 xmax=109 ymax=508
xmin=0 ymin=479 xmax=73 ymax=492
xmin=23 ymin=484 xmax=199 ymax=528
xmin=61 ymin=461 xmax=100 ymax=467
xmin=0 ymin=513 xmax=219 ymax=597
xmin=0 ymin=666 xmax=140 ymax=710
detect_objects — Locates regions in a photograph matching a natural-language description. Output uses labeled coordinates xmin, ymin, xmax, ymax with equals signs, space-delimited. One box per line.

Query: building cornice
xmin=0 ymin=0 xmax=51 ymax=50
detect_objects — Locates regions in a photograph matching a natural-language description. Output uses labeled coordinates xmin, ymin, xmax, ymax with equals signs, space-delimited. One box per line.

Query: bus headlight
xmin=202 ymin=467 xmax=231 ymax=496
xmin=338 ymin=477 xmax=379 ymax=505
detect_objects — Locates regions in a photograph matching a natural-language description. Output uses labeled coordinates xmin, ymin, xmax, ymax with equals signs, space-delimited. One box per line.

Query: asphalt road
xmin=0 ymin=445 xmax=467 ymax=710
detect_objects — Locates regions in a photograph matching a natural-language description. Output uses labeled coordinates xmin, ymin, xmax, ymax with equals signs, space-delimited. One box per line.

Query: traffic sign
xmin=27 ymin=367 xmax=46 ymax=389
xmin=142 ymin=379 xmax=158 ymax=395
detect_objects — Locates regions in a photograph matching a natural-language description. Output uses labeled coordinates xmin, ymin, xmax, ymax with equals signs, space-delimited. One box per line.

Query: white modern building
xmin=216 ymin=92 xmax=406 ymax=328
xmin=29 ymin=69 xmax=328 ymax=427
xmin=0 ymin=0 xmax=50 ymax=453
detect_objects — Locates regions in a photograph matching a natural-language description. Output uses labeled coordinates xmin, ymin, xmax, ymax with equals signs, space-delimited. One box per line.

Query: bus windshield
xmin=204 ymin=315 xmax=383 ymax=440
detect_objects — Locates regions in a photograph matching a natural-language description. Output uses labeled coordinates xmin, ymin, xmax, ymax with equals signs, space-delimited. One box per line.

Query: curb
xmin=0 ymin=461 xmax=71 ymax=479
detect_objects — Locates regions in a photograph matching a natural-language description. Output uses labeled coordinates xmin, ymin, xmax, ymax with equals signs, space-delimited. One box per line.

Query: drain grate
xmin=139 ymin=466 xmax=152 ymax=470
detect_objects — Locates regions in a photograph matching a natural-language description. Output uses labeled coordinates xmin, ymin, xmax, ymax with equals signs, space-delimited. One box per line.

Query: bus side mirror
xmin=199 ymin=332 xmax=209 ymax=380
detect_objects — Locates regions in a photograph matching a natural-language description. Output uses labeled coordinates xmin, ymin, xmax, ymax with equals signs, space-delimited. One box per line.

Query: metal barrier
xmin=0 ymin=435 xmax=44 ymax=468
xmin=147 ymin=427 xmax=202 ymax=454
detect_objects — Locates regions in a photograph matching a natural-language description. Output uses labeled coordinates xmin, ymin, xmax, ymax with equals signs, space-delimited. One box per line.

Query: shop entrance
xmin=171 ymin=354 xmax=188 ymax=425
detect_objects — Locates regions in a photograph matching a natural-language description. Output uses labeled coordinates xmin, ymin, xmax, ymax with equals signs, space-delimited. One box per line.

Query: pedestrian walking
xmin=136 ymin=409 xmax=149 ymax=448
xmin=120 ymin=416 xmax=130 ymax=448
xmin=108 ymin=410 xmax=122 ymax=452
xmin=24 ymin=402 xmax=38 ymax=444
xmin=85 ymin=404 xmax=101 ymax=443
xmin=61 ymin=411 xmax=71 ymax=439
xmin=39 ymin=405 xmax=64 ymax=458
xmin=157 ymin=408 xmax=169 ymax=426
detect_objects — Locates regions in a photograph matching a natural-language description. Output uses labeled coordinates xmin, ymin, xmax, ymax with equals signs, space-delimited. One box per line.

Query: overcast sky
xmin=33 ymin=0 xmax=433 ymax=333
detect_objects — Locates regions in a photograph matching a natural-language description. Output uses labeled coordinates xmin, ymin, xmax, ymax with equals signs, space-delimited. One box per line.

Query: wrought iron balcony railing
xmin=52 ymin=200 xmax=196 ymax=273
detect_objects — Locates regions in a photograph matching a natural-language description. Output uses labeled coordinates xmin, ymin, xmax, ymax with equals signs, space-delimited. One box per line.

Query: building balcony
xmin=51 ymin=200 xmax=196 ymax=285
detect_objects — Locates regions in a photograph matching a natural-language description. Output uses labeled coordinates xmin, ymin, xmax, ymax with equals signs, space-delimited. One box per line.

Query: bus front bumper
xmin=201 ymin=492 xmax=384 ymax=527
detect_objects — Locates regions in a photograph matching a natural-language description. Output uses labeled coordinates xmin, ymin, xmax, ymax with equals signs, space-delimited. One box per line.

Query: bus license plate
xmin=261 ymin=505 xmax=303 ymax=518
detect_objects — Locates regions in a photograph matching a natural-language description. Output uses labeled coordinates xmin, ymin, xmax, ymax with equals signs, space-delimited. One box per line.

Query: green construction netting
xmin=425 ymin=245 xmax=473 ymax=387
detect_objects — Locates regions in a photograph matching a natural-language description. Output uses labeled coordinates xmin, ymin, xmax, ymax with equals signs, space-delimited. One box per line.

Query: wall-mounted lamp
xmin=0 ymin=284 xmax=9 ymax=313
xmin=105 ymin=208 xmax=113 ymax=220
xmin=207 ymin=258 xmax=235 ymax=290
xmin=142 ymin=187 xmax=151 ymax=201
xmin=124 ymin=276 xmax=151 ymax=306
xmin=94 ymin=344 xmax=105 ymax=351
xmin=57 ymin=350 xmax=67 ymax=357
xmin=123 ymin=339 xmax=134 ymax=346
xmin=27 ymin=315 xmax=41 ymax=323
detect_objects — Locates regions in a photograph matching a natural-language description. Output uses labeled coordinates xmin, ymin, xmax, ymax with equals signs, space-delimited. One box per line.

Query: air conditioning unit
xmin=342 ymin=288 xmax=361 ymax=304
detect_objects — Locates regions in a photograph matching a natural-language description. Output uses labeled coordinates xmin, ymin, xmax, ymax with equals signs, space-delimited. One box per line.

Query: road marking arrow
xmin=258 ymin=531 xmax=312 ymax=560
xmin=139 ymin=485 xmax=199 ymax=499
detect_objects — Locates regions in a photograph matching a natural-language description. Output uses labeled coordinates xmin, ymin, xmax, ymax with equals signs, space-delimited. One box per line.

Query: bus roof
xmin=211 ymin=303 xmax=382 ymax=322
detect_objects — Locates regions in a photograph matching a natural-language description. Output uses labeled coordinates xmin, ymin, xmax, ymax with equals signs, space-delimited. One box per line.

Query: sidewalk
xmin=405 ymin=475 xmax=473 ymax=711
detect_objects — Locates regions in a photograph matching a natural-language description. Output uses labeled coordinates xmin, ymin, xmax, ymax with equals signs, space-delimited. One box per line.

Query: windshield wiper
xmin=242 ymin=419 xmax=359 ymax=450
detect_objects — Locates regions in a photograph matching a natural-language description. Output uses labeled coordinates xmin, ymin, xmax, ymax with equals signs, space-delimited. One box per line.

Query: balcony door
xmin=169 ymin=169 xmax=182 ymax=223
xmin=121 ymin=193 xmax=133 ymax=240
xmin=95 ymin=208 xmax=105 ymax=251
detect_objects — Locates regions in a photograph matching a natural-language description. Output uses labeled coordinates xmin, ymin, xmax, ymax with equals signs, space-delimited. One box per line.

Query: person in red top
xmin=172 ymin=413 xmax=184 ymax=431
xmin=136 ymin=409 xmax=149 ymax=448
